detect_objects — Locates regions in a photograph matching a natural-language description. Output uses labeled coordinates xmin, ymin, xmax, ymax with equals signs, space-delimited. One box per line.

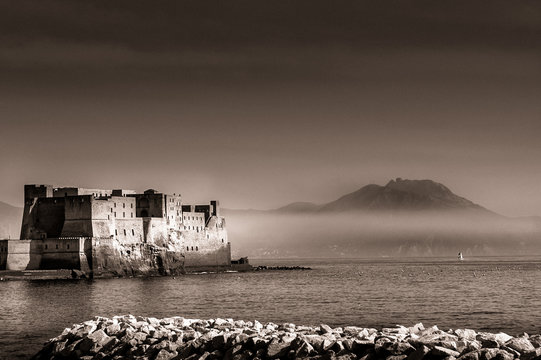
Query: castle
xmin=0 ymin=185 xmax=231 ymax=276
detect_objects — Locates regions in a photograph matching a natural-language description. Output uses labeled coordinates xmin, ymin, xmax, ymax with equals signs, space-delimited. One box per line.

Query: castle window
xmin=108 ymin=215 xmax=110 ymax=220
xmin=132 ymin=229 xmax=134 ymax=236
xmin=196 ymin=246 xmax=198 ymax=251
xmin=114 ymin=212 xmax=116 ymax=217
xmin=123 ymin=212 xmax=125 ymax=217
xmin=123 ymin=203 xmax=125 ymax=208
xmin=131 ymin=203 xmax=133 ymax=208
xmin=123 ymin=229 xmax=126 ymax=236
xmin=111 ymin=208 xmax=113 ymax=213
xmin=222 ymin=239 xmax=224 ymax=243
xmin=187 ymin=246 xmax=189 ymax=251
xmin=114 ymin=203 xmax=116 ymax=207
xmin=67 ymin=244 xmax=70 ymax=249
xmin=191 ymin=246 xmax=193 ymax=251
xmin=56 ymin=244 xmax=58 ymax=249
xmin=131 ymin=212 xmax=133 ymax=218
xmin=115 ymin=230 xmax=117 ymax=236
xmin=45 ymin=244 xmax=48 ymax=249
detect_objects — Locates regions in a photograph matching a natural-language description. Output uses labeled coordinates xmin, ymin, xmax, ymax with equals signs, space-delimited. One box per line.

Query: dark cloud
xmin=0 ymin=1 xmax=540 ymax=216
xmin=1 ymin=0 xmax=540 ymax=51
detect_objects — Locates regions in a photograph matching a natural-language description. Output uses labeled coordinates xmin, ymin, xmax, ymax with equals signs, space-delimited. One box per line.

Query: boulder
xmin=458 ymin=350 xmax=480 ymax=360
xmin=504 ymin=337 xmax=536 ymax=354
xmin=320 ymin=324 xmax=334 ymax=334
xmin=407 ymin=345 xmax=431 ymax=360
xmin=430 ymin=346 xmax=461 ymax=358
xmin=266 ymin=337 xmax=293 ymax=359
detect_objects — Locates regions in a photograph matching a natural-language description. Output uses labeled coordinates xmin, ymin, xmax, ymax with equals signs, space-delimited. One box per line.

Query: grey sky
xmin=1 ymin=0 xmax=540 ymax=216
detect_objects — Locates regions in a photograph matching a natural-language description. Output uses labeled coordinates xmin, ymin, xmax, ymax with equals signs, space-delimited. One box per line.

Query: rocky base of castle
xmin=33 ymin=316 xmax=541 ymax=360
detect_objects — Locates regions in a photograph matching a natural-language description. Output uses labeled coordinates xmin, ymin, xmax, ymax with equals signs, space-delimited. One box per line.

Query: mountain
xmin=273 ymin=202 xmax=319 ymax=213
xmin=277 ymin=178 xmax=493 ymax=214
xmin=0 ymin=201 xmax=23 ymax=239
xmin=223 ymin=178 xmax=541 ymax=259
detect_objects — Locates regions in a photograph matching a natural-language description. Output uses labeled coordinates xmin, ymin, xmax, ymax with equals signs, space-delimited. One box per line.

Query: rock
xmin=380 ymin=341 xmax=416 ymax=356
xmin=106 ymin=323 xmax=122 ymax=336
xmin=406 ymin=344 xmax=430 ymax=360
xmin=304 ymin=334 xmax=326 ymax=351
xmin=493 ymin=333 xmax=513 ymax=346
xmin=504 ymin=337 xmax=536 ymax=354
xmin=266 ymin=337 xmax=293 ymax=359
xmin=409 ymin=323 xmax=425 ymax=335
xmin=323 ymin=337 xmax=337 ymax=351
xmin=479 ymin=348 xmax=514 ymax=360
xmin=522 ymin=348 xmax=541 ymax=360
xmin=30 ymin=316 xmax=541 ymax=360
xmin=529 ymin=335 xmax=541 ymax=348
xmin=320 ymin=324 xmax=334 ymax=334
xmin=344 ymin=327 xmax=365 ymax=336
xmin=430 ymin=346 xmax=461 ymax=358
xmin=387 ymin=356 xmax=408 ymax=360
xmin=458 ymin=350 xmax=480 ymax=360
xmin=476 ymin=333 xmax=500 ymax=348
xmin=455 ymin=329 xmax=477 ymax=341
xmin=253 ymin=320 xmax=263 ymax=332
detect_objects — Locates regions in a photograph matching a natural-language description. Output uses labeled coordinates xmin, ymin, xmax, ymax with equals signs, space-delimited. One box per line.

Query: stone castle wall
xmin=4 ymin=184 xmax=233 ymax=275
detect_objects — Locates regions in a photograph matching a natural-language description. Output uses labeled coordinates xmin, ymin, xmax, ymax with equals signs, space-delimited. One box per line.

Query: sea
xmin=1 ymin=256 xmax=541 ymax=359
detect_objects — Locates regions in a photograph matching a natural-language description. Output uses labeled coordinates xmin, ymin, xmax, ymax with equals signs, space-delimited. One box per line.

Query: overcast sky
xmin=1 ymin=0 xmax=540 ymax=216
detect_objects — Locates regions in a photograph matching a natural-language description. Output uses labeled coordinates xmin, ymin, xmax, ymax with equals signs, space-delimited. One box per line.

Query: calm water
xmin=1 ymin=257 xmax=541 ymax=359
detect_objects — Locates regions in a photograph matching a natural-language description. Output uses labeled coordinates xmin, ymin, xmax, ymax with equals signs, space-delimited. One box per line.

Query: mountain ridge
xmin=226 ymin=178 xmax=497 ymax=216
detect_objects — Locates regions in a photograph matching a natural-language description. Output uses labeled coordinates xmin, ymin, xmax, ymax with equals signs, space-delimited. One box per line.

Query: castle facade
xmin=0 ymin=185 xmax=231 ymax=276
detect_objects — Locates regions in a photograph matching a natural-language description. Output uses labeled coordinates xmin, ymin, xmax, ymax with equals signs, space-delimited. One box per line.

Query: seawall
xmin=33 ymin=315 xmax=541 ymax=360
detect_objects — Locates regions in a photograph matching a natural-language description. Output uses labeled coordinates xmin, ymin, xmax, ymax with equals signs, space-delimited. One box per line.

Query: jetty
xmin=33 ymin=315 xmax=541 ymax=359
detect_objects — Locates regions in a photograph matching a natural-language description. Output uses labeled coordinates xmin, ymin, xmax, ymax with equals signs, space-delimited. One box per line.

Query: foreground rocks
xmin=33 ymin=316 xmax=541 ymax=360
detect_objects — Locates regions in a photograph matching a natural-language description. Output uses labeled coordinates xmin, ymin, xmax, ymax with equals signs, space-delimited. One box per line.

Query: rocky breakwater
xmin=33 ymin=316 xmax=541 ymax=360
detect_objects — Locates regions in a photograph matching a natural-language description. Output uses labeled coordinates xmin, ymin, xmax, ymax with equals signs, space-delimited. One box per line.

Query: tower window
xmin=132 ymin=229 xmax=135 ymax=236
xmin=123 ymin=229 xmax=126 ymax=236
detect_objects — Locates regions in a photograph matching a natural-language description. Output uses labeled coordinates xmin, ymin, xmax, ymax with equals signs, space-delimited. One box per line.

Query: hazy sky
xmin=1 ymin=0 xmax=540 ymax=216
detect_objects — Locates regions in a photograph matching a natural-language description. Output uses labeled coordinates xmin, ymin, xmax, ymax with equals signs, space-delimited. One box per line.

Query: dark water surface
xmin=1 ymin=257 xmax=541 ymax=359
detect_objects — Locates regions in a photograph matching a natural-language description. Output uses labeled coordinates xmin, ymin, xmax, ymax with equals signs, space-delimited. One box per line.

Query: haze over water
xmin=1 ymin=257 xmax=540 ymax=359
